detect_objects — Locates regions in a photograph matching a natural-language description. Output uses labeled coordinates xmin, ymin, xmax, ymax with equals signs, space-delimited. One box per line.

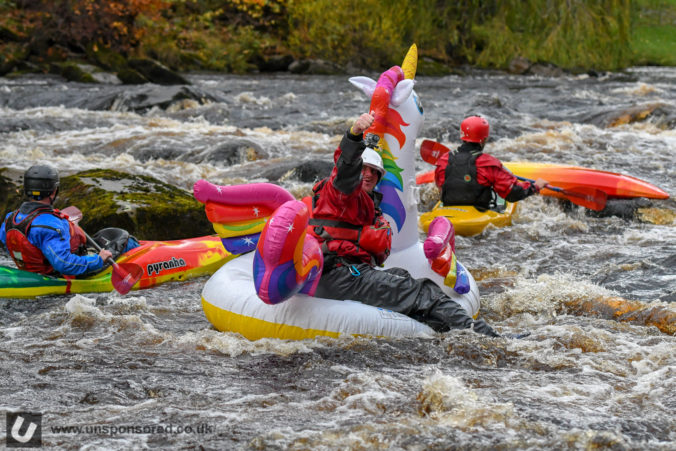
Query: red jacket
xmin=435 ymin=150 xmax=535 ymax=199
xmin=308 ymin=131 xmax=392 ymax=266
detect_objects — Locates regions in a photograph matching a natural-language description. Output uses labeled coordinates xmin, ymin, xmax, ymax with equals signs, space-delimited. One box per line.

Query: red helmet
xmin=460 ymin=116 xmax=490 ymax=144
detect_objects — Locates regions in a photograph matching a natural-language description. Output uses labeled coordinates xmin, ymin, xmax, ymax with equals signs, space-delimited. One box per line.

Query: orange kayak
xmin=416 ymin=162 xmax=669 ymax=200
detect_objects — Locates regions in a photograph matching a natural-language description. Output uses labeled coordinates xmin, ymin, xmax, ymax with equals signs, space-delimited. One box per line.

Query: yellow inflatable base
xmin=202 ymin=297 xmax=341 ymax=340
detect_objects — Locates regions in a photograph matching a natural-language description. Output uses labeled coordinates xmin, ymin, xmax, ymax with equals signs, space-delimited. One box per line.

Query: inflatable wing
xmin=253 ymin=200 xmax=323 ymax=305
xmin=194 ymin=180 xmax=323 ymax=305
xmin=194 ymin=180 xmax=294 ymax=254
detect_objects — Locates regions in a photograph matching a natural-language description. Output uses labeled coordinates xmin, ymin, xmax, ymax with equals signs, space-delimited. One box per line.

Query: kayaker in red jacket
xmin=435 ymin=116 xmax=548 ymax=210
xmin=0 ymin=165 xmax=137 ymax=276
xmin=310 ymin=113 xmax=500 ymax=337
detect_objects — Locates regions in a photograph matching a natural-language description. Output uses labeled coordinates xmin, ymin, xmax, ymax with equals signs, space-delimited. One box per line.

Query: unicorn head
xmin=349 ymin=44 xmax=424 ymax=251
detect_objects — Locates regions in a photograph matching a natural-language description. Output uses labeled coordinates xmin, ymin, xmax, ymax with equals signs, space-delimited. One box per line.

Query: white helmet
xmin=362 ymin=148 xmax=385 ymax=180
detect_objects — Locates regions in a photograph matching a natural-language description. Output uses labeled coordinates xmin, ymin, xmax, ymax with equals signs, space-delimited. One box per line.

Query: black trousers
xmin=315 ymin=262 xmax=499 ymax=337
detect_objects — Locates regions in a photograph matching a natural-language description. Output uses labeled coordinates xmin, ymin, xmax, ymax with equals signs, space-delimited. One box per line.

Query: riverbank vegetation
xmin=0 ymin=0 xmax=674 ymax=78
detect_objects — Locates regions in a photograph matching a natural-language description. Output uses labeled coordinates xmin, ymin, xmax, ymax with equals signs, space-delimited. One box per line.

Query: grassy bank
xmin=0 ymin=0 xmax=674 ymax=75
xmin=632 ymin=0 xmax=676 ymax=65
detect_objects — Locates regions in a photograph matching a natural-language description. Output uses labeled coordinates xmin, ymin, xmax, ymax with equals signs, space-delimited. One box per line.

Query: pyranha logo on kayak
xmin=147 ymin=257 xmax=187 ymax=276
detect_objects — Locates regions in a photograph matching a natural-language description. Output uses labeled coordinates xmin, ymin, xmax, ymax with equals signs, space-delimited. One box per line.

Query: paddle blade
xmin=416 ymin=170 xmax=435 ymax=185
xmin=420 ymin=139 xmax=451 ymax=164
xmin=110 ymin=262 xmax=143 ymax=295
xmin=558 ymin=187 xmax=608 ymax=211
xmin=61 ymin=206 xmax=83 ymax=224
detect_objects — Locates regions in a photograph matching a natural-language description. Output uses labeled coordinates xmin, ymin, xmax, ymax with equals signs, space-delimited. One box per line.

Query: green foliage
xmin=137 ymin=8 xmax=270 ymax=73
xmin=286 ymin=0 xmax=439 ymax=69
xmin=471 ymin=0 xmax=633 ymax=70
xmin=285 ymin=0 xmax=637 ymax=70
xmin=631 ymin=0 xmax=676 ymax=65
xmin=3 ymin=0 xmax=675 ymax=73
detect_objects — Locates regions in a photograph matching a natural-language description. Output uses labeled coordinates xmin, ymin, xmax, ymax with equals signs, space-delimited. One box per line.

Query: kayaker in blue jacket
xmin=0 ymin=165 xmax=137 ymax=277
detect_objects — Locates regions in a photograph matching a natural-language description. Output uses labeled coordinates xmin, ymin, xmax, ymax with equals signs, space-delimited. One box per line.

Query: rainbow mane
xmin=350 ymin=44 xmax=422 ymax=250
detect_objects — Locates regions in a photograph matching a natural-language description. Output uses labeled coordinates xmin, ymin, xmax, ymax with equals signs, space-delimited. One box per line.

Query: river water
xmin=0 ymin=67 xmax=674 ymax=449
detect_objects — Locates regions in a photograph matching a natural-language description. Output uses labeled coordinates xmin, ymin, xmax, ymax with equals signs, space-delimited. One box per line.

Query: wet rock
xmin=86 ymin=44 xmax=127 ymax=71
xmin=289 ymin=59 xmax=345 ymax=75
xmin=185 ymin=139 xmax=269 ymax=166
xmin=598 ymin=102 xmax=675 ymax=129
xmin=508 ymin=56 xmax=531 ymax=75
xmin=254 ymin=54 xmax=294 ymax=72
xmin=54 ymin=62 xmax=122 ymax=84
xmin=55 ymin=169 xmax=211 ymax=240
xmin=128 ymin=58 xmax=190 ymax=85
xmin=589 ymin=198 xmax=652 ymax=220
xmin=260 ymin=160 xmax=333 ymax=184
xmin=48 ymin=60 xmax=122 ymax=85
xmin=117 ymin=67 xmax=149 ymax=85
xmin=528 ymin=63 xmax=564 ymax=77
xmin=0 ymin=169 xmax=23 ymax=216
xmin=108 ymin=85 xmax=225 ymax=113
xmin=164 ymin=102 xmax=231 ymax=124
xmin=417 ymin=57 xmax=455 ymax=76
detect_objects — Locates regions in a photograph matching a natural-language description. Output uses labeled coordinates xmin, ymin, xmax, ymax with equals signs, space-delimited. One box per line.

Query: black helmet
xmin=24 ymin=165 xmax=60 ymax=200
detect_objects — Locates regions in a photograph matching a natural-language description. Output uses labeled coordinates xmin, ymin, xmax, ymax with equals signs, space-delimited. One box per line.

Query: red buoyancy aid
xmin=306 ymin=180 xmax=392 ymax=266
xmin=4 ymin=206 xmax=88 ymax=275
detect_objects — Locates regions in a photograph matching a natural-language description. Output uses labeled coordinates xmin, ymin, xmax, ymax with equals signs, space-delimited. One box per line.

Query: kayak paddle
xmin=62 ymin=206 xmax=142 ymax=295
xmin=420 ymin=139 xmax=607 ymax=211
xmin=61 ymin=206 xmax=83 ymax=223
xmin=420 ymin=139 xmax=450 ymax=165
xmin=515 ymin=176 xmax=607 ymax=211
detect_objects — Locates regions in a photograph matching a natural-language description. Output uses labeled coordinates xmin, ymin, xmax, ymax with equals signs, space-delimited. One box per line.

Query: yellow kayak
xmin=419 ymin=200 xmax=518 ymax=236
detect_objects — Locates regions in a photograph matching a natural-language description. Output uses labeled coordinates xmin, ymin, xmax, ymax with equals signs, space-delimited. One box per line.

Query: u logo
xmin=6 ymin=412 xmax=42 ymax=448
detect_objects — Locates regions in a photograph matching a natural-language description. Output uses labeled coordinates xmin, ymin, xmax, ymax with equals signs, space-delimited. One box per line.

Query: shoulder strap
xmin=8 ymin=205 xmax=56 ymax=234
xmin=311 ymin=178 xmax=328 ymax=209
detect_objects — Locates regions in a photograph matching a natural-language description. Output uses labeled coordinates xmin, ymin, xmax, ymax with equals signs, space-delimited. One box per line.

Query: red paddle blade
xmin=110 ymin=262 xmax=143 ymax=295
xmin=559 ymin=187 xmax=608 ymax=211
xmin=416 ymin=170 xmax=435 ymax=185
xmin=420 ymin=139 xmax=451 ymax=164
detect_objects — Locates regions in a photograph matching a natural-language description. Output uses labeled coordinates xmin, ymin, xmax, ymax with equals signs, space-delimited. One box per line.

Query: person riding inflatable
xmin=435 ymin=115 xmax=548 ymax=210
xmin=0 ymin=164 xmax=138 ymax=277
xmin=309 ymin=135 xmax=391 ymax=267
xmin=309 ymin=113 xmax=499 ymax=337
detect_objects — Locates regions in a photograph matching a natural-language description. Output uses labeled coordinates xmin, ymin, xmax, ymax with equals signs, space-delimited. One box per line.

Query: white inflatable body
xmin=200 ymin=45 xmax=480 ymax=340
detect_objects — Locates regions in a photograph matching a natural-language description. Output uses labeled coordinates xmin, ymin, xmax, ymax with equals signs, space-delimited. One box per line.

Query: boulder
xmin=254 ymin=54 xmax=294 ymax=72
xmin=0 ymin=168 xmax=23 ymax=216
xmin=128 ymin=58 xmax=190 ymax=85
xmin=260 ymin=160 xmax=333 ymax=184
xmin=508 ymin=56 xmax=531 ymax=75
xmin=117 ymin=67 xmax=149 ymax=85
xmin=50 ymin=62 xmax=97 ymax=83
xmin=107 ymin=85 xmax=225 ymax=113
xmin=54 ymin=169 xmax=211 ymax=240
xmin=289 ymin=59 xmax=345 ymax=75
xmin=183 ymin=139 xmax=269 ymax=166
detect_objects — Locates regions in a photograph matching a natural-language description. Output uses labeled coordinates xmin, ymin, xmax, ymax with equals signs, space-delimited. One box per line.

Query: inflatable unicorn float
xmin=193 ymin=45 xmax=480 ymax=340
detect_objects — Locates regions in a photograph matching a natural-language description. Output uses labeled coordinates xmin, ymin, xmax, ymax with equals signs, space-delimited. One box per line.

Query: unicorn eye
xmin=414 ymin=92 xmax=423 ymax=114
